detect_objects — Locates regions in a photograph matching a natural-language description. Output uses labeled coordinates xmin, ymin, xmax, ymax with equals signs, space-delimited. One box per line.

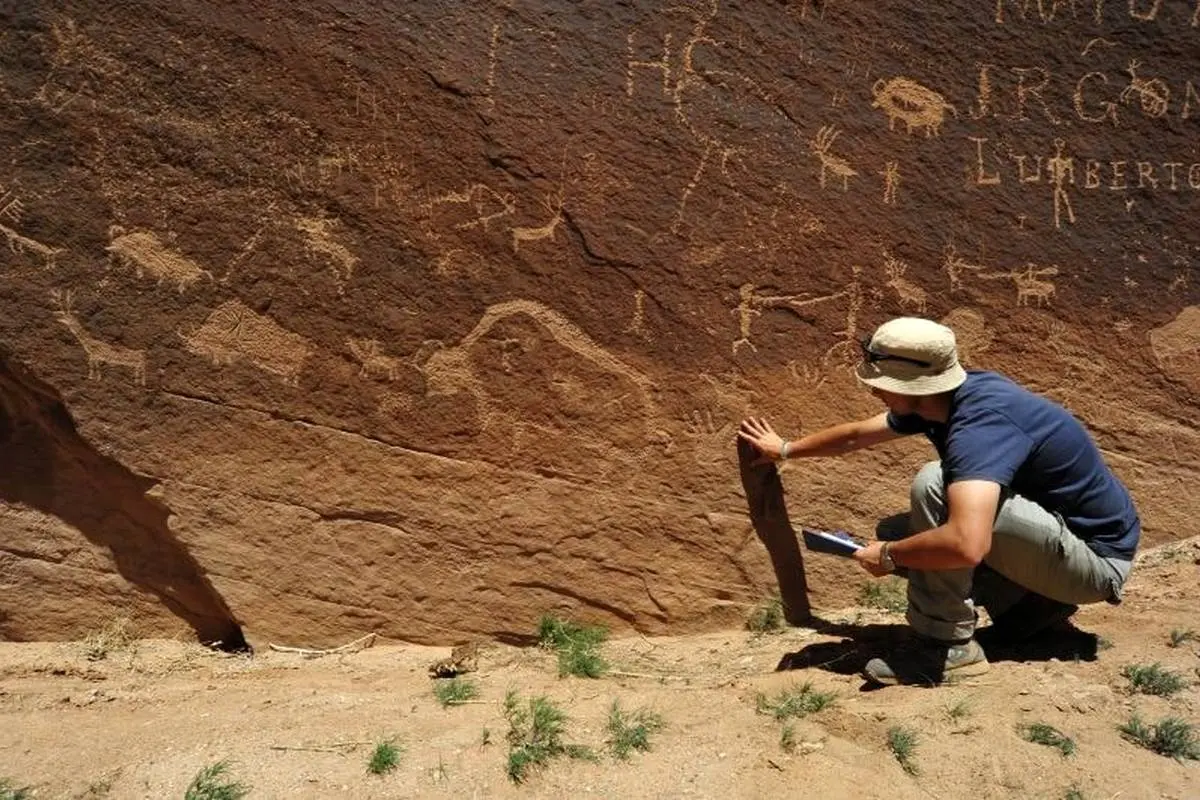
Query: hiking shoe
xmin=983 ymin=592 xmax=1078 ymax=645
xmin=864 ymin=637 xmax=989 ymax=686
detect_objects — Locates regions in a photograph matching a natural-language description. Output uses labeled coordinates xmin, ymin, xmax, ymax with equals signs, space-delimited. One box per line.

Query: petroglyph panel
xmin=3 ymin=0 xmax=1199 ymax=652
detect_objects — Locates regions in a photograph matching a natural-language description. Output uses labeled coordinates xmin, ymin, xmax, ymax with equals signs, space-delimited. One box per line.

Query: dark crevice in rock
xmin=508 ymin=580 xmax=664 ymax=625
xmin=0 ymin=351 xmax=248 ymax=652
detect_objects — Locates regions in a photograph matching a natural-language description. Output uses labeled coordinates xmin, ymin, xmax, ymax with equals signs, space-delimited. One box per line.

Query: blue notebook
xmin=801 ymin=527 xmax=865 ymax=557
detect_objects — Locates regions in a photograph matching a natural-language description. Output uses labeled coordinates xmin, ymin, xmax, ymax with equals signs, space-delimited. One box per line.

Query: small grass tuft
xmin=367 ymin=739 xmax=402 ymax=775
xmin=0 ymin=779 xmax=32 ymax=800
xmin=1168 ymin=629 xmax=1198 ymax=648
xmin=1021 ymin=722 xmax=1076 ymax=757
xmin=859 ymin=578 xmax=908 ymax=613
xmin=755 ymin=682 xmax=837 ymax=720
xmin=1063 ymin=785 xmax=1085 ymax=800
xmin=537 ymin=615 xmax=609 ymax=678
xmin=944 ymin=697 xmax=972 ymax=722
xmin=81 ymin=616 xmax=135 ymax=662
xmin=1121 ymin=662 xmax=1188 ymax=697
xmin=433 ymin=677 xmax=480 ymax=707
xmin=504 ymin=690 xmax=597 ymax=783
xmin=887 ymin=726 xmax=919 ymax=775
xmin=605 ymin=700 xmax=665 ymax=760
xmin=1118 ymin=715 xmax=1200 ymax=761
xmin=746 ymin=595 xmax=786 ymax=634
xmin=779 ymin=723 xmax=797 ymax=753
xmin=183 ymin=761 xmax=250 ymax=800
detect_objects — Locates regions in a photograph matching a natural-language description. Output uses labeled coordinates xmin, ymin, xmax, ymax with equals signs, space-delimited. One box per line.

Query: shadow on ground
xmin=776 ymin=619 xmax=1100 ymax=681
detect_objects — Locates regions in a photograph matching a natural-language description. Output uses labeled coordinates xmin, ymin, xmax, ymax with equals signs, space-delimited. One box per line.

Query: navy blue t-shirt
xmin=887 ymin=370 xmax=1140 ymax=559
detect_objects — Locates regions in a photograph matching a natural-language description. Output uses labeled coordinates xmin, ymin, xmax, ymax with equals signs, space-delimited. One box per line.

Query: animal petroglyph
xmin=1149 ymin=306 xmax=1200 ymax=365
xmin=105 ymin=226 xmax=213 ymax=292
xmin=180 ymin=300 xmax=311 ymax=386
xmin=423 ymin=183 xmax=516 ymax=237
xmin=1121 ymin=60 xmax=1170 ymax=118
xmin=50 ymin=289 xmax=146 ymax=385
xmin=414 ymin=299 xmax=658 ymax=420
xmin=982 ymin=265 xmax=1060 ymax=307
xmin=295 ymin=216 xmax=358 ymax=293
xmin=511 ymin=187 xmax=565 ymax=252
xmin=1014 ymin=266 xmax=1059 ymax=307
xmin=809 ymin=126 xmax=857 ymax=190
xmin=882 ymin=248 xmax=928 ymax=313
xmin=347 ymin=338 xmax=401 ymax=381
xmin=0 ymin=222 xmax=64 ymax=268
xmin=871 ymin=77 xmax=957 ymax=136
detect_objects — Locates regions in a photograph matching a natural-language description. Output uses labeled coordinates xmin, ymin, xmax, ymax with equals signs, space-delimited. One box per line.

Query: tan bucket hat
xmin=855 ymin=317 xmax=968 ymax=396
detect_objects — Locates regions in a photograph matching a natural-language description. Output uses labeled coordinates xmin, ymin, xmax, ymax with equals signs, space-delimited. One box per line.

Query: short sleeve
xmin=943 ymin=409 xmax=1034 ymax=486
xmin=886 ymin=411 xmax=925 ymax=435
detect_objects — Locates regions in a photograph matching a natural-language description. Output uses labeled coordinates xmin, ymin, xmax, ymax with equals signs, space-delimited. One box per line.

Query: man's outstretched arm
xmin=738 ymin=412 xmax=903 ymax=462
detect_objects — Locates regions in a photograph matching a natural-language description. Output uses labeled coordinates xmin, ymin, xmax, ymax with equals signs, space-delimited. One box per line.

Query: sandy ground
xmin=2 ymin=539 xmax=1197 ymax=800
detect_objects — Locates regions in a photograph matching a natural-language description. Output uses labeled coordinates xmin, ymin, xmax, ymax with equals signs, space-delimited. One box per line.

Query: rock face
xmin=0 ymin=1 xmax=1196 ymax=647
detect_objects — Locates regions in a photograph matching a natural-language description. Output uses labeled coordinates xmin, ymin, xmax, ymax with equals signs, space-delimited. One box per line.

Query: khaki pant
xmin=878 ymin=461 xmax=1134 ymax=642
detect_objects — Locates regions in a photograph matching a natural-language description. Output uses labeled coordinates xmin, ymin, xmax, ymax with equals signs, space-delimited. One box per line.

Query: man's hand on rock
xmin=738 ymin=417 xmax=787 ymax=465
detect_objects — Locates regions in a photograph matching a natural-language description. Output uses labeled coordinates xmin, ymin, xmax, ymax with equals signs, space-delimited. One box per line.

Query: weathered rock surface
xmin=0 ymin=1 xmax=1196 ymax=647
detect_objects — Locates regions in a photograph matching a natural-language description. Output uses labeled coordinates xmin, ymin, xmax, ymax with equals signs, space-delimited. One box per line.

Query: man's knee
xmin=910 ymin=460 xmax=947 ymax=520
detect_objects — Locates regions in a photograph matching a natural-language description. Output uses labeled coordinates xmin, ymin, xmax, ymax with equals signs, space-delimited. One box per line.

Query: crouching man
xmin=738 ymin=317 xmax=1140 ymax=685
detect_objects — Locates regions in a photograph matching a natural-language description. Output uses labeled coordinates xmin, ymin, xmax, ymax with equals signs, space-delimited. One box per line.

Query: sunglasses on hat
xmin=858 ymin=337 xmax=932 ymax=368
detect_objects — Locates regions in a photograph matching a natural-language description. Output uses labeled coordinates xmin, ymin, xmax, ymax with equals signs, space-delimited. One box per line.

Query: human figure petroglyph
xmin=295 ymin=216 xmax=358 ymax=294
xmin=0 ymin=222 xmax=65 ymax=268
xmin=346 ymin=338 xmax=400 ymax=381
xmin=180 ymin=300 xmax=311 ymax=386
xmin=105 ymin=226 xmax=213 ymax=293
xmin=50 ymin=289 xmax=146 ymax=385
xmin=871 ymin=77 xmax=957 ymax=136
xmin=882 ymin=248 xmax=928 ymax=313
xmin=1120 ymin=59 xmax=1170 ymax=118
xmin=942 ymin=243 xmax=987 ymax=291
xmin=880 ymin=161 xmax=900 ymax=204
xmin=731 ymin=283 xmax=763 ymax=355
xmin=732 ymin=282 xmax=848 ymax=356
xmin=809 ymin=126 xmax=857 ymax=190
xmin=1047 ymin=138 xmax=1076 ymax=229
xmin=626 ymin=288 xmax=649 ymax=337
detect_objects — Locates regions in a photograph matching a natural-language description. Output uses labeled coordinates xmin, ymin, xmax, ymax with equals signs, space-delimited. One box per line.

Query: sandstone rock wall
xmin=0 ymin=1 xmax=1196 ymax=646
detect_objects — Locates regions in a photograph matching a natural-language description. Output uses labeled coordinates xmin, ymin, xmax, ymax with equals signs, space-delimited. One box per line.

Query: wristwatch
xmin=879 ymin=543 xmax=897 ymax=573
